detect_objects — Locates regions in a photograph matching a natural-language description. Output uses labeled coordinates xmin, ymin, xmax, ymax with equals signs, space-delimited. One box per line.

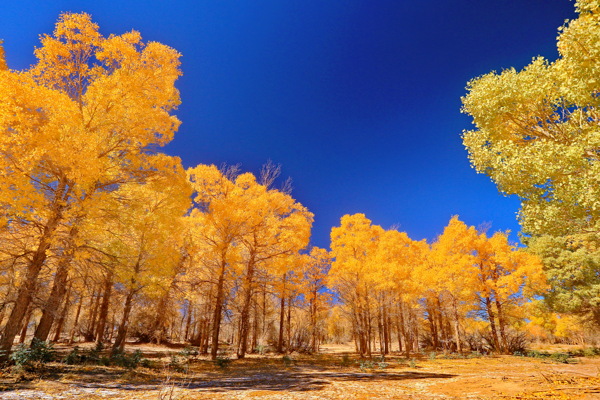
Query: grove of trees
xmin=1 ymin=0 xmax=599 ymax=364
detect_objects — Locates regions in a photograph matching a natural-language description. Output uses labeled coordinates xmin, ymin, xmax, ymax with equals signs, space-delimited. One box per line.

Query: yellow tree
xmin=472 ymin=232 xmax=546 ymax=353
xmin=187 ymin=164 xmax=245 ymax=359
xmin=370 ymin=228 xmax=415 ymax=355
xmin=329 ymin=214 xmax=382 ymax=357
xmin=187 ymin=164 xmax=312 ymax=359
xmin=427 ymin=216 xmax=479 ymax=352
xmin=106 ymin=173 xmax=190 ymax=353
xmin=0 ymin=13 xmax=182 ymax=360
xmin=235 ymin=172 xmax=313 ymax=359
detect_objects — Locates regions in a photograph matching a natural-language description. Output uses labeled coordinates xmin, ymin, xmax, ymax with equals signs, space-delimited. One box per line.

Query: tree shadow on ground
xmin=61 ymin=369 xmax=456 ymax=394
xmin=183 ymin=370 xmax=457 ymax=392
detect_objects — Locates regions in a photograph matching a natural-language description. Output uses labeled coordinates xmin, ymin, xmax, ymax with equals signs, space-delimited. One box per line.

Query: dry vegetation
xmin=1 ymin=343 xmax=599 ymax=400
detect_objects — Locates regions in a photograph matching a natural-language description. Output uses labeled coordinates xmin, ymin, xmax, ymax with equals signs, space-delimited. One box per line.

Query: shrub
xmin=110 ymin=349 xmax=145 ymax=369
xmin=11 ymin=339 xmax=55 ymax=370
xmin=64 ymin=346 xmax=85 ymax=365
xmin=214 ymin=355 xmax=231 ymax=369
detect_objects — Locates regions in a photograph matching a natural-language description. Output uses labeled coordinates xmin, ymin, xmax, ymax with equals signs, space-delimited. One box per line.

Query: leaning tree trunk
xmin=33 ymin=258 xmax=70 ymax=342
xmin=484 ymin=296 xmax=501 ymax=352
xmin=111 ymin=286 xmax=136 ymax=354
xmin=0 ymin=180 xmax=68 ymax=363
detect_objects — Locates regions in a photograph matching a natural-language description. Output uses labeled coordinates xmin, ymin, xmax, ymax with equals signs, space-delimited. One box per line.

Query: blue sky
xmin=0 ymin=1 xmax=577 ymax=249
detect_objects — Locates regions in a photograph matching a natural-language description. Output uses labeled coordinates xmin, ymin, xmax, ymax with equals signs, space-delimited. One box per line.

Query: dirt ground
xmin=1 ymin=343 xmax=599 ymax=399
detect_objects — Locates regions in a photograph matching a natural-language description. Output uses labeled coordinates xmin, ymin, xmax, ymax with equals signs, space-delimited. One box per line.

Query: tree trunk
xmin=112 ymin=287 xmax=135 ymax=354
xmin=19 ymin=305 xmax=33 ymax=344
xmin=95 ymin=272 xmax=113 ymax=344
xmin=0 ymin=180 xmax=67 ymax=362
xmin=236 ymin=256 xmax=255 ymax=359
xmin=286 ymin=295 xmax=292 ymax=354
xmin=427 ymin=301 xmax=439 ymax=350
xmin=33 ymin=259 xmax=70 ymax=342
xmin=184 ymin=300 xmax=193 ymax=342
xmin=484 ymin=296 xmax=501 ymax=352
xmin=495 ymin=297 xmax=508 ymax=353
xmin=52 ymin=284 xmax=72 ymax=342
xmin=210 ymin=258 xmax=227 ymax=360
xmin=451 ymin=297 xmax=462 ymax=353
xmin=69 ymin=292 xmax=84 ymax=344
xmin=277 ymin=274 xmax=286 ymax=353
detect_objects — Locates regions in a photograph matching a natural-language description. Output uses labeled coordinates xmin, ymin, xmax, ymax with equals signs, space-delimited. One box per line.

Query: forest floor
xmin=1 ymin=343 xmax=599 ymax=399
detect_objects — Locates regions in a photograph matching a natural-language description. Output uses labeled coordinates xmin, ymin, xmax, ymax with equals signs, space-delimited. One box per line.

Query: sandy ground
xmin=1 ymin=343 xmax=599 ymax=399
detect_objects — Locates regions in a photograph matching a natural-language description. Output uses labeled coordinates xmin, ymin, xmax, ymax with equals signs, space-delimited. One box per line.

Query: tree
xmin=462 ymin=0 xmax=600 ymax=237
xmin=107 ymin=175 xmax=190 ymax=353
xmin=0 ymin=12 xmax=182 ymax=361
xmin=427 ymin=216 xmax=479 ymax=352
xmin=462 ymin=0 xmax=600 ymax=328
xmin=329 ymin=214 xmax=383 ymax=357
xmin=527 ymin=234 xmax=600 ymax=326
xmin=472 ymin=232 xmax=546 ymax=353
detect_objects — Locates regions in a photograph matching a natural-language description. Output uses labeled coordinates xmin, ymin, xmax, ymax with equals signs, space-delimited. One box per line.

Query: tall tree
xmin=462 ymin=0 xmax=600 ymax=238
xmin=0 ymin=12 xmax=182 ymax=361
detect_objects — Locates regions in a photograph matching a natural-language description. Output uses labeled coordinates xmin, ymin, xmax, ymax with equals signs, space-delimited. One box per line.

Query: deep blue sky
xmin=1 ymin=1 xmax=576 ymax=249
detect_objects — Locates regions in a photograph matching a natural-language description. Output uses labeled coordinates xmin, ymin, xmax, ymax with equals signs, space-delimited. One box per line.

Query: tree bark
xmin=52 ymin=284 xmax=71 ymax=342
xmin=210 ymin=257 xmax=227 ymax=360
xmin=484 ymin=296 xmax=501 ymax=352
xmin=495 ymin=297 xmax=508 ymax=353
xmin=236 ymin=255 xmax=256 ymax=359
xmin=95 ymin=271 xmax=113 ymax=344
xmin=277 ymin=274 xmax=286 ymax=353
xmin=451 ymin=296 xmax=462 ymax=353
xmin=33 ymin=258 xmax=70 ymax=342
xmin=111 ymin=287 xmax=135 ymax=354
xmin=0 ymin=180 xmax=67 ymax=362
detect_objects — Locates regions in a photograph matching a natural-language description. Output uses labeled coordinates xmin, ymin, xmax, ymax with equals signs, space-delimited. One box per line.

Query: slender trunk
xmin=382 ymin=302 xmax=389 ymax=355
xmin=236 ymin=255 xmax=255 ymax=359
xmin=451 ymin=296 xmax=462 ymax=353
xmin=484 ymin=296 xmax=500 ymax=352
xmin=251 ymin=298 xmax=259 ymax=352
xmin=95 ymin=272 xmax=113 ymax=344
xmin=52 ymin=284 xmax=72 ymax=342
xmin=277 ymin=274 xmax=286 ymax=353
xmin=84 ymin=292 xmax=97 ymax=341
xmin=210 ymin=257 xmax=227 ymax=360
xmin=310 ymin=291 xmax=318 ymax=353
xmin=412 ymin=310 xmax=419 ymax=353
xmin=427 ymin=301 xmax=439 ymax=350
xmin=435 ymin=296 xmax=446 ymax=349
xmin=494 ymin=297 xmax=508 ymax=353
xmin=69 ymin=292 xmax=84 ymax=344
xmin=286 ymin=294 xmax=292 ymax=354
xmin=33 ymin=259 xmax=70 ymax=342
xmin=151 ymin=276 xmax=177 ymax=344
xmin=277 ymin=294 xmax=286 ymax=353
xmin=364 ymin=288 xmax=372 ymax=357
xmin=395 ymin=310 xmax=403 ymax=354
xmin=19 ymin=305 xmax=33 ymax=344
xmin=184 ymin=300 xmax=193 ymax=342
xmin=0 ymin=181 xmax=68 ymax=362
xmin=112 ymin=287 xmax=136 ymax=354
